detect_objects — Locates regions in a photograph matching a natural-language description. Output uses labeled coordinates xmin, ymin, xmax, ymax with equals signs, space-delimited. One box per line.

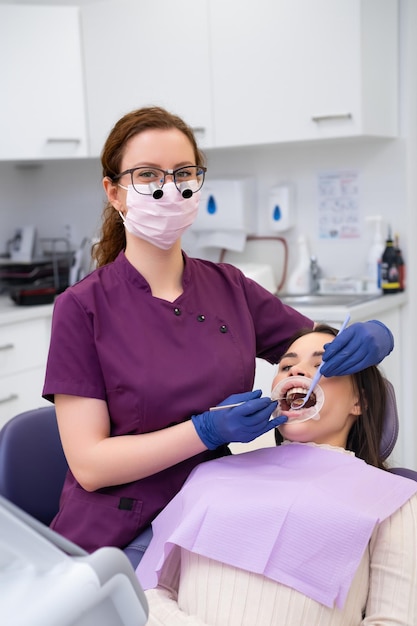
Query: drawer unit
xmin=0 ymin=298 xmax=54 ymax=429
xmin=0 ymin=318 xmax=50 ymax=376
xmin=0 ymin=367 xmax=50 ymax=428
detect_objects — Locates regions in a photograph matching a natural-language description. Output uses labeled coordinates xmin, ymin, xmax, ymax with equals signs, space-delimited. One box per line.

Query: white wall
xmin=0 ymin=137 xmax=406 ymax=285
xmin=201 ymin=138 xmax=407 ymax=281
xmin=397 ymin=0 xmax=417 ymax=470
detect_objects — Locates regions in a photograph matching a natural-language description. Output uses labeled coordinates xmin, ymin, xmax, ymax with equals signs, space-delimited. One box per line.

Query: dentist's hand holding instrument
xmin=192 ymin=390 xmax=287 ymax=450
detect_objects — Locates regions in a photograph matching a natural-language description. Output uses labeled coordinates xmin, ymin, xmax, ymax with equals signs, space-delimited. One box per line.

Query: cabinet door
xmin=0 ymin=368 xmax=50 ymax=428
xmin=0 ymin=5 xmax=87 ymax=160
xmin=0 ymin=314 xmax=52 ymax=428
xmin=81 ymin=0 xmax=213 ymax=156
xmin=0 ymin=317 xmax=51 ymax=377
xmin=208 ymin=0 xmax=398 ymax=147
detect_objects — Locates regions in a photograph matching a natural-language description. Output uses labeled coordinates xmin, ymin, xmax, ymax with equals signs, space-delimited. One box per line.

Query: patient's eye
xmin=279 ymin=359 xmax=295 ymax=372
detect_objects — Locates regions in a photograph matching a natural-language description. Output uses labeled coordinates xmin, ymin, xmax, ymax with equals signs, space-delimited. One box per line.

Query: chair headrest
xmin=380 ymin=379 xmax=399 ymax=461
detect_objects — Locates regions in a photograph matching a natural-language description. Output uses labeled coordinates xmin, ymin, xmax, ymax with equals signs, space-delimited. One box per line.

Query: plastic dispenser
xmin=286 ymin=234 xmax=311 ymax=294
xmin=191 ymin=178 xmax=256 ymax=233
xmin=365 ymin=216 xmax=384 ymax=294
xmin=267 ymin=184 xmax=294 ymax=232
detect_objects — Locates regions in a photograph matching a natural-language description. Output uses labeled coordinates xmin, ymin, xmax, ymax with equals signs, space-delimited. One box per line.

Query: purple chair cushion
xmin=380 ymin=379 xmax=399 ymax=461
xmin=389 ymin=467 xmax=417 ymax=481
xmin=0 ymin=406 xmax=68 ymax=525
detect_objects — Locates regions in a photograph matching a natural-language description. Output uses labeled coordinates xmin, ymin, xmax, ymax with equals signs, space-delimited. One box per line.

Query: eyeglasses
xmin=112 ymin=165 xmax=207 ymax=198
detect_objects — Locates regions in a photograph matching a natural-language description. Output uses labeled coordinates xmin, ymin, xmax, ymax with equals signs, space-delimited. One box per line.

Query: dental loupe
xmin=271 ymin=375 xmax=324 ymax=424
xmin=149 ymin=181 xmax=194 ymax=199
xmin=149 ymin=182 xmax=164 ymax=199
xmin=179 ymin=182 xmax=193 ymax=198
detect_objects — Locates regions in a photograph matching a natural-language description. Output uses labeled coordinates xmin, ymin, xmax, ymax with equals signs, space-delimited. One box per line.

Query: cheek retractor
xmin=271 ymin=375 xmax=325 ymax=424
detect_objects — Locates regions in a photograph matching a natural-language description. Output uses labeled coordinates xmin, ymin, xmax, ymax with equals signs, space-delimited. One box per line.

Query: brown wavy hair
xmin=92 ymin=106 xmax=206 ymax=267
xmin=274 ymin=324 xmax=388 ymax=469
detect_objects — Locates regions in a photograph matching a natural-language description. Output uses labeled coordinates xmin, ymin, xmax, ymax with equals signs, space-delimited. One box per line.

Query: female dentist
xmin=42 ymin=106 xmax=393 ymax=564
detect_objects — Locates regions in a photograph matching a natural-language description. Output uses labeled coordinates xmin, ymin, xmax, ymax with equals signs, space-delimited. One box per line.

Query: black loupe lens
xmin=152 ymin=188 xmax=164 ymax=199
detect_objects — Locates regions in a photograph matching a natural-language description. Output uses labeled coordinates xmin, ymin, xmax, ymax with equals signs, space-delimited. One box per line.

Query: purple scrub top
xmin=43 ymin=251 xmax=312 ymax=552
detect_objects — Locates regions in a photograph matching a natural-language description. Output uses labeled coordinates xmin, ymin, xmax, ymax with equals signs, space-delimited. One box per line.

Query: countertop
xmin=278 ymin=292 xmax=407 ymax=323
xmin=0 ymin=294 xmax=55 ymax=325
xmin=0 ymin=291 xmax=408 ymax=326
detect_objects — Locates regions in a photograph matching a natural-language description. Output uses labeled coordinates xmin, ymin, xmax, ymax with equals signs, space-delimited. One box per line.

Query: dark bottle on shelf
xmin=380 ymin=227 xmax=400 ymax=294
xmin=394 ymin=233 xmax=406 ymax=292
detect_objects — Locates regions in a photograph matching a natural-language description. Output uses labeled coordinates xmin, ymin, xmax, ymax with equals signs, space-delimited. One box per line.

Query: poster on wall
xmin=317 ymin=170 xmax=360 ymax=239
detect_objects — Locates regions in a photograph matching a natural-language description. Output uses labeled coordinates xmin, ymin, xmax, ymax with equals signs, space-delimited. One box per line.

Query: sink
xmin=279 ymin=293 xmax=382 ymax=307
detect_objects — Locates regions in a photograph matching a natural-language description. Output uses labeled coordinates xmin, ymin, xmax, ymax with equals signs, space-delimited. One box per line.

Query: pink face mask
xmin=119 ymin=182 xmax=200 ymax=250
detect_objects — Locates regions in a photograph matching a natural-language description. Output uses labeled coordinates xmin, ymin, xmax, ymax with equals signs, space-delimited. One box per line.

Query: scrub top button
xmin=219 ymin=325 xmax=228 ymax=333
xmin=197 ymin=314 xmax=205 ymax=322
xmin=174 ymin=307 xmax=181 ymax=316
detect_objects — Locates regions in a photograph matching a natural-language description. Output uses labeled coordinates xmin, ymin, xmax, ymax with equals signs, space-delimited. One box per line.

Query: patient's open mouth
xmin=281 ymin=386 xmax=317 ymax=411
xmin=271 ymin=375 xmax=324 ymax=423
xmin=288 ymin=387 xmax=317 ymax=409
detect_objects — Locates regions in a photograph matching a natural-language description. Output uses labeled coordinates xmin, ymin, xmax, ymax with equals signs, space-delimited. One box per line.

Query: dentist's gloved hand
xmin=191 ymin=390 xmax=286 ymax=450
xmin=320 ymin=320 xmax=394 ymax=377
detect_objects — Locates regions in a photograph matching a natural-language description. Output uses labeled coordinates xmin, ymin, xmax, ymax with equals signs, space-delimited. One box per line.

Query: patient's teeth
xmin=286 ymin=386 xmax=307 ymax=400
xmin=285 ymin=385 xmax=317 ymax=409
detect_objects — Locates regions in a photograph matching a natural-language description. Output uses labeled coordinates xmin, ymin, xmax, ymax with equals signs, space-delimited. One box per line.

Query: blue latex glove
xmin=191 ymin=390 xmax=286 ymax=450
xmin=320 ymin=320 xmax=394 ymax=377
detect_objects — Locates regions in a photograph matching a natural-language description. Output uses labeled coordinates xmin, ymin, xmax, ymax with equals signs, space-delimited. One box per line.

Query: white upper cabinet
xmin=0 ymin=5 xmax=88 ymax=160
xmin=81 ymin=0 xmax=213 ymax=157
xmin=14 ymin=0 xmax=395 ymax=157
xmin=209 ymin=0 xmax=398 ymax=147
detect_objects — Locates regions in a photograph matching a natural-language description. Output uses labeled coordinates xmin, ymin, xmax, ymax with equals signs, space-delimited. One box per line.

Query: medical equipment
xmin=209 ymin=402 xmax=245 ymax=411
xmin=0 ymin=494 xmax=148 ymax=626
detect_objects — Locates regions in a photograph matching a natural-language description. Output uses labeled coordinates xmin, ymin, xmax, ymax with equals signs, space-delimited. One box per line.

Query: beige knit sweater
xmin=144 ymin=493 xmax=417 ymax=625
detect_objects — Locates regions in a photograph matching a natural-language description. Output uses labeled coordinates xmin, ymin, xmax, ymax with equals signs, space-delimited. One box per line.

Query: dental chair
xmin=0 ymin=405 xmax=67 ymax=526
xmin=0 ymin=406 xmax=149 ymax=626
xmin=0 ymin=494 xmax=149 ymax=626
xmin=0 ymin=405 xmax=152 ymax=568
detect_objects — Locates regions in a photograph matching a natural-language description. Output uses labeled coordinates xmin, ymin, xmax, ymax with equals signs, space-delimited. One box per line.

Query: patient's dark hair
xmin=274 ymin=324 xmax=388 ymax=470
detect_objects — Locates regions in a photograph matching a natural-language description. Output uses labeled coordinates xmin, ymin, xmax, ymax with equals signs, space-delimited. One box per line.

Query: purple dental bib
xmin=137 ymin=443 xmax=417 ymax=608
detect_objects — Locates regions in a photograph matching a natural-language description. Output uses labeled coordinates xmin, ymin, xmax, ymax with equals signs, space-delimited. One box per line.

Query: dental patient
xmin=137 ymin=325 xmax=417 ymax=626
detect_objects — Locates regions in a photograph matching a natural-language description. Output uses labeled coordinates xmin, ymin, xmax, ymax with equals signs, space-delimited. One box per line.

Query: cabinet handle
xmin=0 ymin=393 xmax=18 ymax=405
xmin=311 ymin=113 xmax=352 ymax=122
xmin=0 ymin=343 xmax=14 ymax=351
xmin=46 ymin=138 xmax=81 ymax=144
xmin=192 ymin=127 xmax=206 ymax=137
